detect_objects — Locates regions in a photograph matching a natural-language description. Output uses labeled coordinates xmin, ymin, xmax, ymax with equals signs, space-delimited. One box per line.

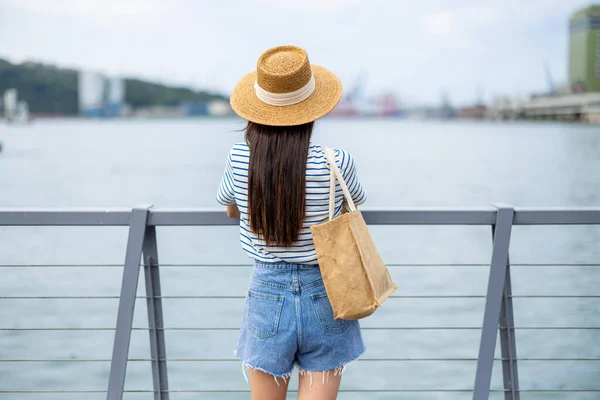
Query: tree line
xmin=0 ymin=58 xmax=227 ymax=115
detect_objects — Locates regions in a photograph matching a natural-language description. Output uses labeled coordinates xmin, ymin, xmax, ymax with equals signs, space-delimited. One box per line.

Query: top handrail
xmin=0 ymin=206 xmax=600 ymax=226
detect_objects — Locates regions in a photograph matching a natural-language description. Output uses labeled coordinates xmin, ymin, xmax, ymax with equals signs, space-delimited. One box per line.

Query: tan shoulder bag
xmin=310 ymin=147 xmax=398 ymax=320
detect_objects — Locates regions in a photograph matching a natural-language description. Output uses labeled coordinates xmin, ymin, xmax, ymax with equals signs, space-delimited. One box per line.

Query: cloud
xmin=2 ymin=0 xmax=174 ymax=18
xmin=423 ymin=12 xmax=456 ymax=36
xmin=255 ymin=0 xmax=372 ymax=12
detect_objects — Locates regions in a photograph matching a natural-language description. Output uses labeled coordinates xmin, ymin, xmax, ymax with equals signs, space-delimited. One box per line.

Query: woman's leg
xmin=248 ymin=367 xmax=290 ymax=400
xmin=297 ymin=370 xmax=342 ymax=400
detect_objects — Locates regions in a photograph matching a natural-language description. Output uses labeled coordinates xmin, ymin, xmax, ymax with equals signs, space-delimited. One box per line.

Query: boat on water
xmin=3 ymin=89 xmax=32 ymax=125
xmin=1 ymin=90 xmax=32 ymax=154
xmin=5 ymin=101 xmax=31 ymax=124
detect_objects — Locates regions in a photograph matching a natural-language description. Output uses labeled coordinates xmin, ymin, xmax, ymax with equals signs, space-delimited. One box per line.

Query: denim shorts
xmin=234 ymin=261 xmax=366 ymax=378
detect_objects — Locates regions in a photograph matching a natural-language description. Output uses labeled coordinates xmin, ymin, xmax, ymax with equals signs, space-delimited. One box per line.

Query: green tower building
xmin=569 ymin=5 xmax=600 ymax=92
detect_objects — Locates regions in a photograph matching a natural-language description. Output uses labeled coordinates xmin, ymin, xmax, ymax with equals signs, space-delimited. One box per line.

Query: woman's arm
xmin=217 ymin=149 xmax=238 ymax=207
xmin=337 ymin=150 xmax=367 ymax=206
xmin=226 ymin=204 xmax=240 ymax=219
xmin=218 ymin=148 xmax=240 ymax=219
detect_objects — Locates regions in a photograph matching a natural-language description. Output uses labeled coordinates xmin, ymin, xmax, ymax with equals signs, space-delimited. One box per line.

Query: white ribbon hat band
xmin=254 ymin=75 xmax=316 ymax=106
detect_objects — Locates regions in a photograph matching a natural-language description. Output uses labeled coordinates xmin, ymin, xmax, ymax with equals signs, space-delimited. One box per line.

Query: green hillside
xmin=0 ymin=58 xmax=228 ymax=115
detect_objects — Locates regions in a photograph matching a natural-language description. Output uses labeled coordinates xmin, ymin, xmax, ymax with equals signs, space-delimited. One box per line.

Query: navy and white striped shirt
xmin=217 ymin=142 xmax=366 ymax=264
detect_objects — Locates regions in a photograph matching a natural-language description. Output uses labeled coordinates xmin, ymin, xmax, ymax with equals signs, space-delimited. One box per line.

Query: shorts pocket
xmin=311 ymin=291 xmax=352 ymax=334
xmin=247 ymin=290 xmax=284 ymax=339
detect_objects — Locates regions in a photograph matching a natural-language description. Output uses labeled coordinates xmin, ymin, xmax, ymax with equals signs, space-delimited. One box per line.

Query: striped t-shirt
xmin=217 ymin=142 xmax=366 ymax=264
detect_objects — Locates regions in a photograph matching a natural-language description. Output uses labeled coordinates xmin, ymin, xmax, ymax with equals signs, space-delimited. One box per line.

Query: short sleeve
xmin=335 ymin=149 xmax=367 ymax=206
xmin=216 ymin=150 xmax=236 ymax=206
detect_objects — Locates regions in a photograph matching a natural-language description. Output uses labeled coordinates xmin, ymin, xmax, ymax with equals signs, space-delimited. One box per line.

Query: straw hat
xmin=230 ymin=45 xmax=342 ymax=126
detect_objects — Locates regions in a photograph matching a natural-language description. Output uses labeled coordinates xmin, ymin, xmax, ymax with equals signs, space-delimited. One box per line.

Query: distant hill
xmin=0 ymin=58 xmax=228 ymax=115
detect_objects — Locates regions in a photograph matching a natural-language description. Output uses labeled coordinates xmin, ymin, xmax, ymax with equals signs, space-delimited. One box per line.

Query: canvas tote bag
xmin=310 ymin=147 xmax=398 ymax=320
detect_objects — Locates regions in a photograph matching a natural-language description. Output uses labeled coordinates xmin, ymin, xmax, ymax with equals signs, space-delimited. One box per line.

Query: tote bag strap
xmin=323 ymin=147 xmax=357 ymax=221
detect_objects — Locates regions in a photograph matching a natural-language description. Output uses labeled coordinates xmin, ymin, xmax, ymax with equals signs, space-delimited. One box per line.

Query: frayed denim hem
xmin=233 ymin=349 xmax=294 ymax=386
xmin=233 ymin=346 xmax=365 ymax=390
xmin=295 ymin=346 xmax=365 ymax=389
xmin=296 ymin=364 xmax=346 ymax=388
xmin=234 ymin=339 xmax=365 ymax=389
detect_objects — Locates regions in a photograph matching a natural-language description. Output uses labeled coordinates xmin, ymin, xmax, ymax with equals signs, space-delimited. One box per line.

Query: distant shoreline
xmin=11 ymin=115 xmax=595 ymax=126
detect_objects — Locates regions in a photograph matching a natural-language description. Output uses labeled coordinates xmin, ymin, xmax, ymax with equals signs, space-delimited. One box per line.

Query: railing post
xmin=497 ymin=248 xmax=520 ymax=400
xmin=106 ymin=205 xmax=151 ymax=400
xmin=143 ymin=223 xmax=169 ymax=399
xmin=473 ymin=204 xmax=515 ymax=400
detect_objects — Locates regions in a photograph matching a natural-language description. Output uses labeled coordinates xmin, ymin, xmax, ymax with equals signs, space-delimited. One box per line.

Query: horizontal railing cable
xmin=1 ymin=294 xmax=598 ymax=299
xmin=2 ymin=263 xmax=600 ymax=268
xmin=1 ymin=389 xmax=599 ymax=393
xmin=0 ymin=295 xmax=489 ymax=299
xmin=3 ymin=357 xmax=600 ymax=363
xmin=2 ymin=326 xmax=600 ymax=331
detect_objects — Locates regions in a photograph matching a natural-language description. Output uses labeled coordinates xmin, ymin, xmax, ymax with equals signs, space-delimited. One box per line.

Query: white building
xmin=78 ymin=71 xmax=125 ymax=117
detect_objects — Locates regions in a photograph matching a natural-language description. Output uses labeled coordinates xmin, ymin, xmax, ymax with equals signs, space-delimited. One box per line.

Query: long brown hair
xmin=246 ymin=121 xmax=314 ymax=247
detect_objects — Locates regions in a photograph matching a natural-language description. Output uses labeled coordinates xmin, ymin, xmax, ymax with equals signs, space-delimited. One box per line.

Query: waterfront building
xmin=569 ymin=5 xmax=600 ymax=92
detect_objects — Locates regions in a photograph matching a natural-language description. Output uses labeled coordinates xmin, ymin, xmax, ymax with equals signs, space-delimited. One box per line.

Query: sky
xmin=0 ymin=0 xmax=593 ymax=105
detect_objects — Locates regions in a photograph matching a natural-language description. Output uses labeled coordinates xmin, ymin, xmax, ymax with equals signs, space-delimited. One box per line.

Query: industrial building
xmin=569 ymin=5 xmax=600 ymax=92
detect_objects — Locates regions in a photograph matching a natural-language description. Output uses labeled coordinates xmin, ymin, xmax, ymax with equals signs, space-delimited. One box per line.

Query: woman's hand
xmin=226 ymin=204 xmax=240 ymax=219
xmin=342 ymin=201 xmax=353 ymax=214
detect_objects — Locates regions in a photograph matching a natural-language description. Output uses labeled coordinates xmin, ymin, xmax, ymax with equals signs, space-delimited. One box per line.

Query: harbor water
xmin=0 ymin=119 xmax=599 ymax=399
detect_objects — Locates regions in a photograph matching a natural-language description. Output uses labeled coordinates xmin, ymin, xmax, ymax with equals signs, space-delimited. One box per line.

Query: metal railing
xmin=1 ymin=205 xmax=600 ymax=399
